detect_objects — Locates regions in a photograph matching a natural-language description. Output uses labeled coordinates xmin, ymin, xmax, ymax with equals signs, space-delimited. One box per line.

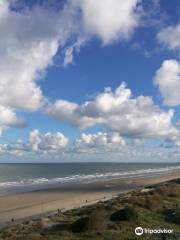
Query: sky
xmin=0 ymin=0 xmax=180 ymax=162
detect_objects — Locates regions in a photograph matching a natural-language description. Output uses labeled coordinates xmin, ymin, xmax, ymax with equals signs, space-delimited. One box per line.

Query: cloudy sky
xmin=0 ymin=0 xmax=179 ymax=162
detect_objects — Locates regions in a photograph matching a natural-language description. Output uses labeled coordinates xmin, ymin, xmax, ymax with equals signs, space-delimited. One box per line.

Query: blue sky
xmin=0 ymin=0 xmax=179 ymax=162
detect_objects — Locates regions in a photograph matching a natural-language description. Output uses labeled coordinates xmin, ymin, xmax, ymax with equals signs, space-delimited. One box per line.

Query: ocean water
xmin=0 ymin=162 xmax=179 ymax=195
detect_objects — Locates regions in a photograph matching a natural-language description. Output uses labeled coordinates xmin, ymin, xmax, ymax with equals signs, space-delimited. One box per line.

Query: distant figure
xmin=58 ymin=209 xmax=61 ymax=215
xmin=86 ymin=200 xmax=88 ymax=203
xmin=11 ymin=218 xmax=14 ymax=222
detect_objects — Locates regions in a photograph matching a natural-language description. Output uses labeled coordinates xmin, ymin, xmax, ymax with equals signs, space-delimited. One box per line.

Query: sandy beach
xmin=0 ymin=169 xmax=180 ymax=229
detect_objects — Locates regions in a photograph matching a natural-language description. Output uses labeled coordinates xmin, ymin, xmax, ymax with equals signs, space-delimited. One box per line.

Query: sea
xmin=0 ymin=162 xmax=179 ymax=195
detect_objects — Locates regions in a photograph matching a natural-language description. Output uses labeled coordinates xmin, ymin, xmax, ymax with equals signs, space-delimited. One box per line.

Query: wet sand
xmin=0 ymin=169 xmax=180 ymax=228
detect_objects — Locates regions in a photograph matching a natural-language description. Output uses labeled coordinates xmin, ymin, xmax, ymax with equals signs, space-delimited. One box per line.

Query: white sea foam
xmin=0 ymin=165 xmax=179 ymax=190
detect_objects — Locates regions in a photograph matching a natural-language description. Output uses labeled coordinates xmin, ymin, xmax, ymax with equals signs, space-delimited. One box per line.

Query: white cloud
xmin=0 ymin=128 xmax=178 ymax=161
xmin=0 ymin=1 xmax=82 ymax=111
xmin=169 ymin=133 xmax=180 ymax=148
xmin=46 ymin=82 xmax=176 ymax=139
xmin=153 ymin=59 xmax=180 ymax=106
xmin=63 ymin=0 xmax=141 ymax=64
xmin=63 ymin=38 xmax=85 ymax=66
xmin=157 ymin=23 xmax=180 ymax=51
xmin=73 ymin=0 xmax=141 ymax=45
xmin=162 ymin=131 xmax=180 ymax=148
xmin=0 ymin=0 xmax=142 ymax=111
xmin=74 ymin=132 xmax=126 ymax=153
xmin=0 ymin=105 xmax=25 ymax=134
xmin=0 ymin=129 xmax=126 ymax=156
xmin=0 ymin=130 xmax=125 ymax=156
xmin=46 ymin=99 xmax=99 ymax=129
xmin=176 ymin=120 xmax=180 ymax=127
xmin=0 ymin=0 xmax=143 ymax=134
xmin=0 ymin=129 xmax=69 ymax=155
xmin=28 ymin=129 xmax=69 ymax=152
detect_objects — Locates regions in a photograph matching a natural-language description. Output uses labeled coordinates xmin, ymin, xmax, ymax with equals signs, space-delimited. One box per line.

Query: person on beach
xmin=58 ymin=209 xmax=61 ymax=215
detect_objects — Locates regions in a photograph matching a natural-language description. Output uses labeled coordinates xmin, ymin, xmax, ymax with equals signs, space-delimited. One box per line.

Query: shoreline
xmin=0 ymin=169 xmax=180 ymax=229
xmin=1 ymin=164 xmax=179 ymax=197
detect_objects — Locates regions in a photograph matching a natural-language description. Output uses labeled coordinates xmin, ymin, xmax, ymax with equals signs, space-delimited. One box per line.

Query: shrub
xmin=72 ymin=207 xmax=108 ymax=233
xmin=110 ymin=206 xmax=138 ymax=222
xmin=167 ymin=186 xmax=180 ymax=197
xmin=156 ymin=185 xmax=169 ymax=195
xmin=163 ymin=208 xmax=180 ymax=225
xmin=71 ymin=216 xmax=89 ymax=233
xmin=174 ymin=179 xmax=180 ymax=184
xmin=143 ymin=194 xmax=162 ymax=210
xmin=87 ymin=208 xmax=107 ymax=233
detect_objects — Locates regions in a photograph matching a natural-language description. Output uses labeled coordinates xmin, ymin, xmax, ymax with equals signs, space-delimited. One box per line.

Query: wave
xmin=0 ymin=165 xmax=179 ymax=190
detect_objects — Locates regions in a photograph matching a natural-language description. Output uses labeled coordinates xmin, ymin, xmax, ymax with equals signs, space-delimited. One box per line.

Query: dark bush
xmin=72 ymin=207 xmax=108 ymax=233
xmin=71 ymin=217 xmax=89 ymax=233
xmin=110 ymin=206 xmax=137 ymax=222
xmin=173 ymin=179 xmax=180 ymax=184
xmin=163 ymin=208 xmax=180 ymax=225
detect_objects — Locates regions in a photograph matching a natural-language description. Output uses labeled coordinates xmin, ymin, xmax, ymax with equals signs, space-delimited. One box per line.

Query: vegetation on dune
xmin=0 ymin=179 xmax=180 ymax=240
xmin=163 ymin=208 xmax=180 ymax=225
xmin=72 ymin=207 xmax=107 ymax=233
xmin=110 ymin=206 xmax=138 ymax=221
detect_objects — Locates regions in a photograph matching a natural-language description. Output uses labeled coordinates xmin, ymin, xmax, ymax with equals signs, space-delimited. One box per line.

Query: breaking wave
xmin=0 ymin=165 xmax=179 ymax=191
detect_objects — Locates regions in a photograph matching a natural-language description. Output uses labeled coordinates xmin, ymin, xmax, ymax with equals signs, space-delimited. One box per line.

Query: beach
xmin=0 ymin=168 xmax=180 ymax=229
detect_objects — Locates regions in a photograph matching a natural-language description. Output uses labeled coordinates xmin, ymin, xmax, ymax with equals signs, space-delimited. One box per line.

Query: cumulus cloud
xmin=46 ymin=82 xmax=176 ymax=139
xmin=0 ymin=1 xmax=71 ymax=132
xmin=0 ymin=0 xmax=142 ymax=133
xmin=0 ymin=0 xmax=79 ymax=111
xmin=74 ymin=132 xmax=126 ymax=153
xmin=157 ymin=23 xmax=180 ymax=51
xmin=169 ymin=133 xmax=180 ymax=148
xmin=0 ymin=0 xmax=141 ymax=111
xmin=176 ymin=120 xmax=180 ymax=127
xmin=162 ymin=131 xmax=180 ymax=148
xmin=64 ymin=0 xmax=141 ymax=64
xmin=0 ymin=128 xmax=178 ymax=160
xmin=0 ymin=129 xmax=125 ymax=156
xmin=153 ymin=59 xmax=180 ymax=106
xmin=72 ymin=0 xmax=141 ymax=45
xmin=0 ymin=129 xmax=69 ymax=155
xmin=0 ymin=105 xmax=26 ymax=134
xmin=28 ymin=129 xmax=69 ymax=152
